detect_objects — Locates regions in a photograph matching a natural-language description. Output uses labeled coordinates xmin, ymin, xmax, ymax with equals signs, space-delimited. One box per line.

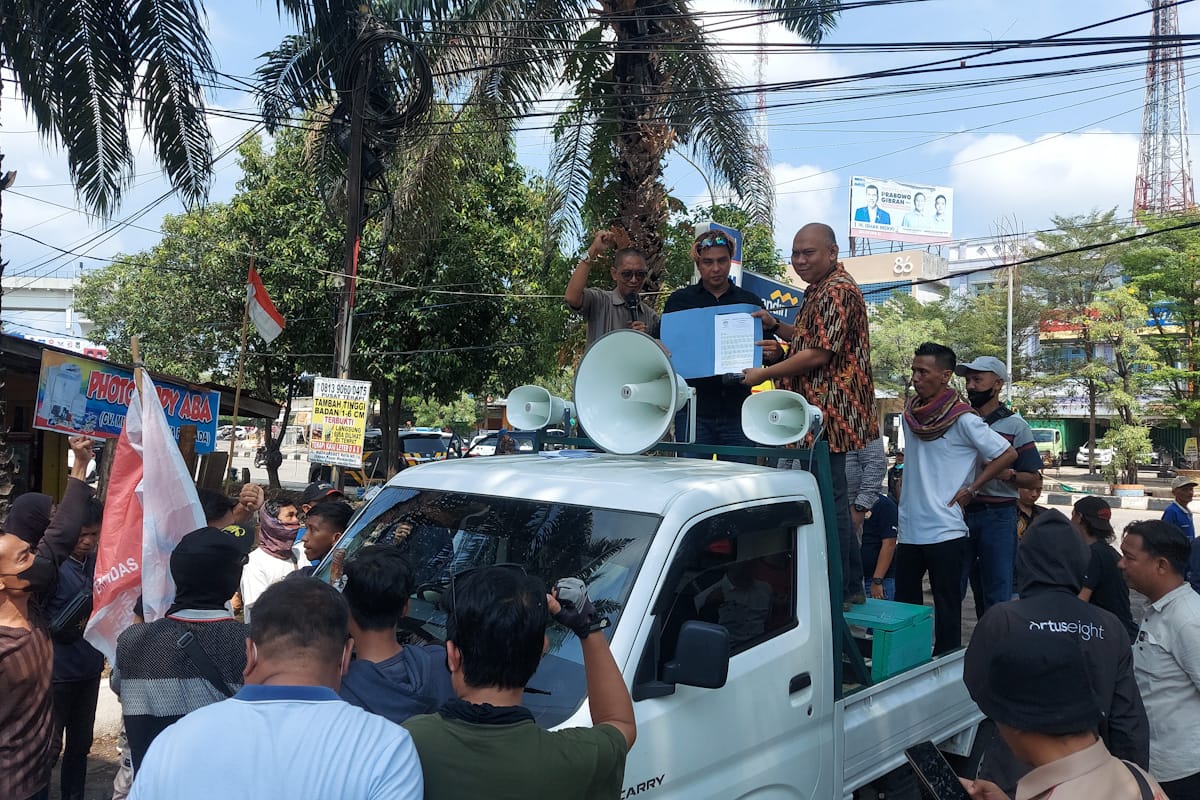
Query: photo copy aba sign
xmin=33 ymin=350 xmax=220 ymax=453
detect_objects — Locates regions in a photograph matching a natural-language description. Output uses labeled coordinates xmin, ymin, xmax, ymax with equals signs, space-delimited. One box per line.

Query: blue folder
xmin=660 ymin=304 xmax=763 ymax=379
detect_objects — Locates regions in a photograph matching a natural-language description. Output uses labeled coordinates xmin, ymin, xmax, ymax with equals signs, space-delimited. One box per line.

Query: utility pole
xmin=329 ymin=52 xmax=370 ymax=489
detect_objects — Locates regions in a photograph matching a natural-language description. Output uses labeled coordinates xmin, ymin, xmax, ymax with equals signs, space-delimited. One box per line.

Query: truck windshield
xmin=314 ymin=486 xmax=660 ymax=727
xmin=1032 ymin=430 xmax=1056 ymax=443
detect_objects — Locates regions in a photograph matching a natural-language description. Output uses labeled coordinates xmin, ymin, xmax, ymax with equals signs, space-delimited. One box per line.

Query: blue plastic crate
xmin=843 ymin=599 xmax=933 ymax=682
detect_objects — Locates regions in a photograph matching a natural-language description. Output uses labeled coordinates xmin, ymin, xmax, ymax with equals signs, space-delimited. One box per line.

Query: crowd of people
xmin=2 ymin=226 xmax=1200 ymax=799
xmin=567 ymin=224 xmax=1200 ymax=798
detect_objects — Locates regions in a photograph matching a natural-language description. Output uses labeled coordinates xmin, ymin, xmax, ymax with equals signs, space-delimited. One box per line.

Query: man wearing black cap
xmin=962 ymin=624 xmax=1165 ymax=799
xmin=955 ymin=355 xmax=1044 ymax=616
xmin=1072 ymin=496 xmax=1137 ymax=639
xmin=1119 ymin=519 xmax=1200 ymax=798
xmin=115 ymin=527 xmax=249 ymax=771
xmin=965 ymin=509 xmax=1148 ymax=794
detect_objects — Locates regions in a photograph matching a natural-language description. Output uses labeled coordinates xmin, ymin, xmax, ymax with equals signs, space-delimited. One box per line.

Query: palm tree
xmin=0 ymin=0 xmax=216 ymax=217
xmin=546 ymin=3 xmax=839 ymax=290
xmin=259 ymin=1 xmax=839 ymax=290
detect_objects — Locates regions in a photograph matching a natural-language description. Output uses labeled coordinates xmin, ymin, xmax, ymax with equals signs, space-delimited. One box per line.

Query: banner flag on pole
xmin=247 ymin=265 xmax=285 ymax=344
xmin=83 ymin=377 xmax=205 ymax=663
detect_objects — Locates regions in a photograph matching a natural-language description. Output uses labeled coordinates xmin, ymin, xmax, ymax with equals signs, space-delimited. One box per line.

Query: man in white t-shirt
xmin=130 ymin=578 xmax=422 ymax=800
xmin=895 ymin=342 xmax=1015 ymax=656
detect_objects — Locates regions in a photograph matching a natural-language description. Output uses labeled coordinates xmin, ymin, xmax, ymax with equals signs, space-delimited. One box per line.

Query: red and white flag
xmin=83 ymin=376 xmax=205 ymax=663
xmin=247 ymin=265 xmax=285 ymax=344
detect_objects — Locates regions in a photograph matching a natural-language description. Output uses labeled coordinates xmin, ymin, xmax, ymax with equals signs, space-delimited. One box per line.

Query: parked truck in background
xmin=1030 ymin=426 xmax=1063 ymax=468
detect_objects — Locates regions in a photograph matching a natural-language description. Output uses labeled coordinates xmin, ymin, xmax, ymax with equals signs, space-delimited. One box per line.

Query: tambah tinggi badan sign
xmin=308 ymin=377 xmax=371 ymax=469
xmin=33 ymin=349 xmax=220 ymax=453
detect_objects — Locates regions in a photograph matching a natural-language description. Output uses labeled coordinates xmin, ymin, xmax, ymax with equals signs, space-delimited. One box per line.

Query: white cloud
xmin=772 ymin=162 xmax=839 ymax=252
xmin=948 ymin=130 xmax=1140 ymax=234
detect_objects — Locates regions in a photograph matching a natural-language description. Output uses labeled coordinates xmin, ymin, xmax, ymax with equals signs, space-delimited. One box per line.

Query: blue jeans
xmin=674 ymin=410 xmax=758 ymax=464
xmin=961 ymin=503 xmax=1019 ymax=615
xmin=863 ymin=577 xmax=896 ymax=601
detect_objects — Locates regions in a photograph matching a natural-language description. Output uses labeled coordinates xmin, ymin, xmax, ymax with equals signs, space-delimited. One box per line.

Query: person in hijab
xmin=1 ymin=437 xmax=96 ymax=800
xmin=115 ymin=527 xmax=249 ymax=772
xmin=239 ymin=493 xmax=302 ymax=623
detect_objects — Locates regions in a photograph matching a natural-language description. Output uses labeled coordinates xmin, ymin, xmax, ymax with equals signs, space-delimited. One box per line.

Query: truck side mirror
xmin=664 ymin=621 xmax=730 ymax=689
xmin=632 ymin=620 xmax=730 ymax=701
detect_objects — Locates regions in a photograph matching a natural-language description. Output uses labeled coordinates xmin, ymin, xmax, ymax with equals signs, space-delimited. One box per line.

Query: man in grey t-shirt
xmin=956 ymin=355 xmax=1044 ymax=616
xmin=565 ymin=230 xmax=659 ymax=347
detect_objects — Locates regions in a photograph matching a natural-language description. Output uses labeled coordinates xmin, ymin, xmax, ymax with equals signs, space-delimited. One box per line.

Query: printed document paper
xmin=714 ymin=313 xmax=755 ymax=373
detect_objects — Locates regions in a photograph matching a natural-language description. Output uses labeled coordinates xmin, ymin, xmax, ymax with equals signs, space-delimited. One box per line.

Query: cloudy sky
xmin=3 ymin=0 xmax=1197 ymax=333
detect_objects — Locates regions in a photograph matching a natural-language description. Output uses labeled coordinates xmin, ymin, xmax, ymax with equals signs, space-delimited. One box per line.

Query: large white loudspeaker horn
xmin=506 ymin=385 xmax=574 ymax=431
xmin=741 ymin=390 xmax=823 ymax=446
xmin=575 ymin=329 xmax=696 ymax=455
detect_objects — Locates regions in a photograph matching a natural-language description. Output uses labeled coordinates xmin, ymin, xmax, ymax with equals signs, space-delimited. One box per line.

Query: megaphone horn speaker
xmin=575 ymin=329 xmax=693 ymax=455
xmin=506 ymin=385 xmax=573 ymax=431
xmin=741 ymin=390 xmax=823 ymax=446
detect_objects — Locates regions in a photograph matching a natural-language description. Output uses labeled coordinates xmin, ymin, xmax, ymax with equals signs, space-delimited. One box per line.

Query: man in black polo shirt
xmin=654 ymin=230 xmax=779 ymax=462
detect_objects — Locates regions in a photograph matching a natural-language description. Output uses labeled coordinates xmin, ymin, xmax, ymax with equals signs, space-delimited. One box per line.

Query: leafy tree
xmin=868 ymin=294 xmax=948 ymax=399
xmin=1023 ymin=209 xmax=1132 ymax=473
xmin=1122 ymin=211 xmax=1200 ymax=443
xmin=79 ymin=127 xmax=567 ymax=484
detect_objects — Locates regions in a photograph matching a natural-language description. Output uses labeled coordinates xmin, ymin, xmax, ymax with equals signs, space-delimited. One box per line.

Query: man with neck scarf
xmin=239 ymin=494 xmax=302 ymax=623
xmin=116 ymin=527 xmax=249 ymax=772
xmin=894 ymin=343 xmax=1016 ymax=656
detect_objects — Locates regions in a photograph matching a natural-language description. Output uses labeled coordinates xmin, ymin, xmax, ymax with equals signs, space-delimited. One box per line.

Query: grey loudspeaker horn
xmin=741 ymin=389 xmax=822 ymax=446
xmin=574 ymin=329 xmax=696 ymax=455
xmin=506 ymin=385 xmax=574 ymax=431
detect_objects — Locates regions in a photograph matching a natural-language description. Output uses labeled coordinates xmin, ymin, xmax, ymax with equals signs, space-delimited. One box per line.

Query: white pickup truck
xmin=316 ymin=448 xmax=984 ymax=799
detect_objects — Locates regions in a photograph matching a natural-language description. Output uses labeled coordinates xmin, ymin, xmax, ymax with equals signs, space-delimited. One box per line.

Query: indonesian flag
xmin=83 ymin=376 xmax=205 ymax=663
xmin=247 ymin=265 xmax=285 ymax=344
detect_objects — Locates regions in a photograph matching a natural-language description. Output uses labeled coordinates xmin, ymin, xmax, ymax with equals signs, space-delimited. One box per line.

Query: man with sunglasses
xmin=654 ymin=230 xmax=779 ymax=462
xmin=404 ymin=566 xmax=635 ymax=799
xmin=566 ymin=230 xmax=660 ymax=347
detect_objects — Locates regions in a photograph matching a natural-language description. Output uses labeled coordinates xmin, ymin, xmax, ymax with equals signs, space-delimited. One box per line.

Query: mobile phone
xmin=904 ymin=741 xmax=971 ymax=800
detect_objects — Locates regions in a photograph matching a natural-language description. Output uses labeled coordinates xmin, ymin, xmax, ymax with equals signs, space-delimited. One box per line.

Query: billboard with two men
xmin=848 ymin=176 xmax=953 ymax=245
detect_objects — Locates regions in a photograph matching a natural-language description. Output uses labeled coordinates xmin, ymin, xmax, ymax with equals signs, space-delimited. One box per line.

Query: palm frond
xmin=255 ymin=33 xmax=336 ymax=131
xmin=751 ymin=0 xmax=840 ymax=42
xmin=128 ymin=0 xmax=215 ymax=209
xmin=43 ymin=0 xmax=137 ymax=217
xmin=660 ymin=36 xmax=773 ymax=226
xmin=548 ymin=102 xmax=599 ymax=244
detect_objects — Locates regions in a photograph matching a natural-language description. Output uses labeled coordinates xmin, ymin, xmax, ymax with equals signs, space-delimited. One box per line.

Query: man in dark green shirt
xmin=403 ymin=568 xmax=635 ymax=799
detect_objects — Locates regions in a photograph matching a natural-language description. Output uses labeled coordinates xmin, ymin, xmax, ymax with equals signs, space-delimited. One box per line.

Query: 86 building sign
xmin=308 ymin=377 xmax=371 ymax=468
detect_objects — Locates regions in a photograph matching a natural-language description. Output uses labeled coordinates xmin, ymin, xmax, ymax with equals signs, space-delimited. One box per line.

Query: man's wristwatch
xmin=852 ymin=503 xmax=869 ymax=513
xmin=871 ymin=578 xmax=884 ymax=586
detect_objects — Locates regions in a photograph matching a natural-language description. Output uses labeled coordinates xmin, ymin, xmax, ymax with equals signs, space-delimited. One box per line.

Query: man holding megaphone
xmin=740 ymin=223 xmax=879 ymax=608
xmin=565 ymin=230 xmax=660 ymax=347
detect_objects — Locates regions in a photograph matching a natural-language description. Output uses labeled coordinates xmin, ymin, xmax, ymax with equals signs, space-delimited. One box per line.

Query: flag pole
xmin=130 ymin=335 xmax=142 ymax=394
xmin=227 ymin=260 xmax=253 ymax=476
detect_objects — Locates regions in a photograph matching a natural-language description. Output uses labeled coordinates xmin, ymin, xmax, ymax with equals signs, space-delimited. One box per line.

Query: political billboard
xmin=848 ymin=176 xmax=953 ymax=245
xmin=308 ymin=377 xmax=371 ymax=468
xmin=33 ymin=350 xmax=220 ymax=453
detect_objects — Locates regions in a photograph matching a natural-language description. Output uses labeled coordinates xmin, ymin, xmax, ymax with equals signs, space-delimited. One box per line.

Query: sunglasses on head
xmin=448 ymin=562 xmax=529 ymax=634
xmin=618 ymin=269 xmax=648 ymax=280
xmin=696 ymin=233 xmax=731 ymax=251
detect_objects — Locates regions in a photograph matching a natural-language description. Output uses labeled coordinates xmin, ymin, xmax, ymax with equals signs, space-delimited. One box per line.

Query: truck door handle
xmin=789 ymin=672 xmax=812 ymax=694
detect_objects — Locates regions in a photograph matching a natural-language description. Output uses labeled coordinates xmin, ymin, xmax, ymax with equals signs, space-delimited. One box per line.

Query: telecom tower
xmin=1133 ymin=0 xmax=1195 ymax=217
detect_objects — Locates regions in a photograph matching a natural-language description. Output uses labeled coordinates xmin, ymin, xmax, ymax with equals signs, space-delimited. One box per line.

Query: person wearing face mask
xmin=954 ymin=356 xmax=1043 ymax=618
xmin=239 ymin=493 xmax=302 ymax=624
xmin=115 ymin=526 xmax=250 ymax=772
xmin=0 ymin=435 xmax=97 ymax=800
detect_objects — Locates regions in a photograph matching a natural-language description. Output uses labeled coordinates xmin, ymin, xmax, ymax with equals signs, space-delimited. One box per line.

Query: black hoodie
xmin=964 ymin=509 xmax=1150 ymax=792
